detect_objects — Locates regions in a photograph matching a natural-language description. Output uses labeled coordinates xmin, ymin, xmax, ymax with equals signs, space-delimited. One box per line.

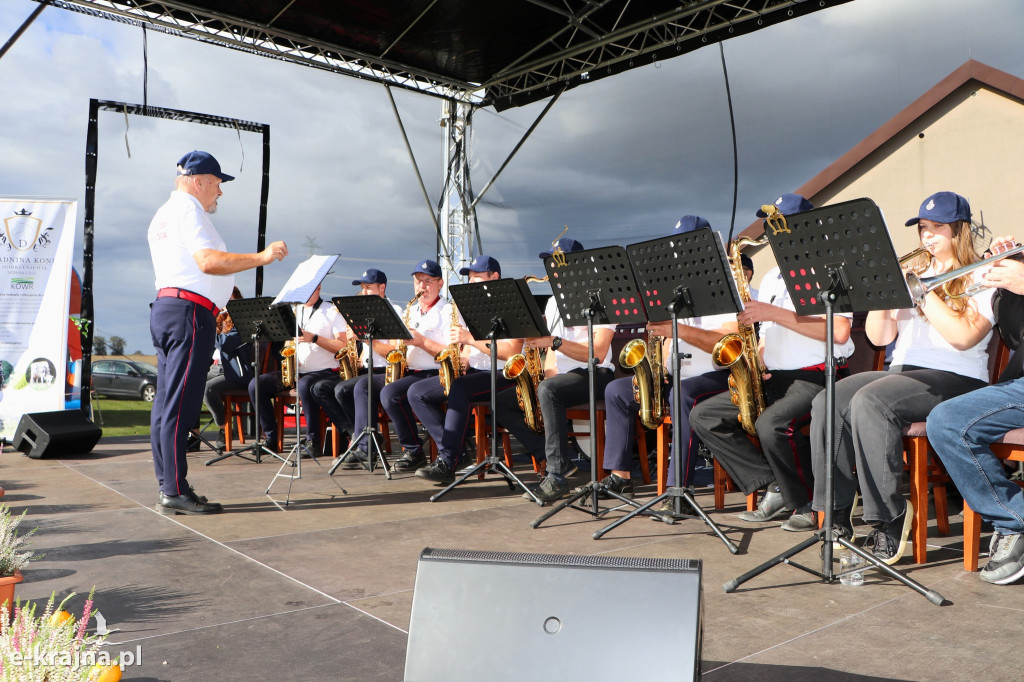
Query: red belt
xmin=799 ymin=361 xmax=849 ymax=372
xmin=157 ymin=287 xmax=219 ymax=317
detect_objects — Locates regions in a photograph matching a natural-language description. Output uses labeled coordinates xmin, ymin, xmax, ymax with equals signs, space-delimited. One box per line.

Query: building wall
xmin=749 ymin=82 xmax=1024 ymax=287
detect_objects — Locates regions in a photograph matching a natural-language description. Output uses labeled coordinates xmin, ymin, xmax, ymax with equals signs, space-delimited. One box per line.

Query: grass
xmin=91 ymin=399 xmax=214 ymax=438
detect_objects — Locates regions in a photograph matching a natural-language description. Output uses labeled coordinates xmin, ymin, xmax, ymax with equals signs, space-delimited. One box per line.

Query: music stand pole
xmin=429 ymin=317 xmax=541 ymax=503
xmin=593 ymin=287 xmax=739 ymax=552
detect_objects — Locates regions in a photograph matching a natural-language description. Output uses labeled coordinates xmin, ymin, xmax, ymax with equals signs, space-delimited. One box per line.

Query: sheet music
xmin=271 ymin=254 xmax=339 ymax=306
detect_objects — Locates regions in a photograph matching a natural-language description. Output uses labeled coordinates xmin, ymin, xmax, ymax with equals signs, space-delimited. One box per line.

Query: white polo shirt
xmin=890 ymin=266 xmax=996 ymax=382
xmin=757 ymin=266 xmax=856 ymax=370
xmin=456 ymin=306 xmax=506 ymax=372
xmin=406 ymin=296 xmax=448 ymax=371
xmin=147 ymin=190 xmax=235 ymax=308
xmin=295 ymin=300 xmax=347 ymax=373
xmin=545 ymin=297 xmax=616 ymax=373
xmin=668 ymin=312 xmax=735 ymax=378
xmin=357 ymin=299 xmax=405 ymax=369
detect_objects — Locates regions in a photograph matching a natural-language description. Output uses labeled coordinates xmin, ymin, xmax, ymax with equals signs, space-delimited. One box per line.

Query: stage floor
xmin=1 ymin=433 xmax=1019 ymax=680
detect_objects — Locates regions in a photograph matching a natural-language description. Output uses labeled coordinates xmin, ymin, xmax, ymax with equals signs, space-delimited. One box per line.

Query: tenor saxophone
xmin=435 ymin=300 xmax=464 ymax=396
xmin=711 ymin=234 xmax=768 ymax=435
xmin=385 ymin=294 xmax=419 ymax=384
xmin=619 ymin=330 xmax=665 ymax=430
xmin=335 ymin=336 xmax=359 ymax=381
xmin=280 ymin=339 xmax=297 ymax=388
xmin=503 ymin=346 xmax=544 ymax=434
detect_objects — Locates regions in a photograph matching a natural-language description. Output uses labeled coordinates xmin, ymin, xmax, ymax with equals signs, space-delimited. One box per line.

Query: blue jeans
xmin=927 ymin=378 xmax=1024 ymax=535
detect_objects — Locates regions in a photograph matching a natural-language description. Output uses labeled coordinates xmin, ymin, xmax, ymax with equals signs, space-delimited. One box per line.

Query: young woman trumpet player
xmin=809 ymin=191 xmax=996 ymax=565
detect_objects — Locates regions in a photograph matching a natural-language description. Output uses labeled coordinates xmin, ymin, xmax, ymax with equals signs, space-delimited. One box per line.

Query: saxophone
xmin=619 ymin=329 xmax=665 ymax=430
xmin=503 ymin=346 xmax=545 ymax=434
xmin=385 ymin=294 xmax=419 ymax=384
xmin=712 ymin=234 xmax=768 ymax=435
xmin=281 ymin=339 xmax=297 ymax=388
xmin=435 ymin=301 xmax=464 ymax=396
xmin=335 ymin=335 xmax=359 ymax=380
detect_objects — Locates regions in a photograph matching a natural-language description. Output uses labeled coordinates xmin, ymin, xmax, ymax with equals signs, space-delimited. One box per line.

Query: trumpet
xmin=905 ymin=242 xmax=1024 ymax=304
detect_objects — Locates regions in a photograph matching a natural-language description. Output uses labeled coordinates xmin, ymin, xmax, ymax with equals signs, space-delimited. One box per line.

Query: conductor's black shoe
xmin=392 ymin=448 xmax=427 ymax=473
xmin=340 ymin=449 xmax=369 ymax=470
xmin=597 ymin=473 xmax=635 ymax=499
xmin=156 ymin=485 xmax=209 ymax=506
xmin=159 ymin=491 xmax=223 ymax=515
xmin=415 ymin=459 xmax=455 ymax=484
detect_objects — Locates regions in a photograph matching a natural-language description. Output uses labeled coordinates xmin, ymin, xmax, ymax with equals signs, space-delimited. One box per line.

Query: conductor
xmin=148 ymin=150 xmax=287 ymax=515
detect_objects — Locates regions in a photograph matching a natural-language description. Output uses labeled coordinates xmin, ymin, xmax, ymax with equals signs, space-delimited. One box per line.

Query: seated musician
xmin=691 ymin=194 xmax=856 ymax=531
xmin=311 ymin=268 xmax=394 ymax=457
xmin=247 ymin=283 xmax=348 ymax=454
xmin=928 ymin=235 xmax=1024 ymax=585
xmin=347 ymin=260 xmax=448 ymax=470
xmin=202 ymin=286 xmax=253 ymax=448
xmin=810 ymin=192 xmax=994 ymax=565
xmin=408 ymin=255 xmax=524 ymax=484
xmin=600 ymin=216 xmax=736 ymax=506
xmin=494 ymin=237 xmax=617 ymax=504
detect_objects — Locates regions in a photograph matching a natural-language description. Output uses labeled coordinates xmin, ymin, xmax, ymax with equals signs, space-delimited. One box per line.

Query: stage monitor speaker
xmin=12 ymin=410 xmax=102 ymax=459
xmin=404 ymin=548 xmax=702 ymax=682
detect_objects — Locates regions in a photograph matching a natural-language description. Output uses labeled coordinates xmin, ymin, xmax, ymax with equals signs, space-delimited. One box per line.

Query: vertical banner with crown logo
xmin=0 ymin=197 xmax=77 ymax=442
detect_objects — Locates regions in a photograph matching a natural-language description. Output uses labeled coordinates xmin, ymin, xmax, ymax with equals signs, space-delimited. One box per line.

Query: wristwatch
xmin=311 ymin=334 xmax=319 ymax=344
xmin=550 ymin=336 xmax=563 ymax=351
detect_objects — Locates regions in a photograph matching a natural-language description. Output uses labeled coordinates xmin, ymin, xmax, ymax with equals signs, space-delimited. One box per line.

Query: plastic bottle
xmin=839 ymin=551 xmax=864 ymax=586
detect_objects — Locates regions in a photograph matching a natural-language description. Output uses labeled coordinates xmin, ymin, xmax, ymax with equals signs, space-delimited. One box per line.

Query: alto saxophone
xmin=280 ymin=339 xmax=297 ymax=388
xmin=619 ymin=329 xmax=665 ymax=430
xmin=385 ymin=293 xmax=419 ymax=384
xmin=712 ymin=234 xmax=768 ymax=435
xmin=503 ymin=345 xmax=544 ymax=434
xmin=335 ymin=335 xmax=359 ymax=380
xmin=435 ymin=300 xmax=464 ymax=396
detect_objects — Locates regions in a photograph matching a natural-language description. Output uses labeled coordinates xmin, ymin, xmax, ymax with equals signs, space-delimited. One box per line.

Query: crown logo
xmin=14 ymin=209 xmax=31 ymax=216
xmin=926 ymin=200 xmax=935 ymax=210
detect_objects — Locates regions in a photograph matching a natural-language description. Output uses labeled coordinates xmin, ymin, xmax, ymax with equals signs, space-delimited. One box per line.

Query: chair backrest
xmin=988 ymin=333 xmax=1009 ymax=383
xmin=611 ymin=324 xmax=646 ymax=380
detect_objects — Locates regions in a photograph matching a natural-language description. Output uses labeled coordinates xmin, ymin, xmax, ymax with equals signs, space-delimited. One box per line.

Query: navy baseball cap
xmin=352 ymin=268 xmax=387 ymax=285
xmin=459 ymin=255 xmax=501 ymax=276
xmin=539 ymin=237 xmax=584 ymax=259
xmin=673 ymin=215 xmax=711 ymax=234
xmin=411 ymin=259 xmax=443 ymax=278
xmin=176 ymin=150 xmax=234 ymax=182
xmin=905 ymin=191 xmax=972 ymax=226
xmin=740 ymin=254 xmax=754 ymax=272
xmin=756 ymin=193 xmax=813 ymax=218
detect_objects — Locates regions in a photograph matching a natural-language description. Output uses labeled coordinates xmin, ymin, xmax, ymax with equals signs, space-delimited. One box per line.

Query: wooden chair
xmin=656 ymin=415 xmax=755 ymax=511
xmin=963 ymin=429 xmax=1024 ymax=570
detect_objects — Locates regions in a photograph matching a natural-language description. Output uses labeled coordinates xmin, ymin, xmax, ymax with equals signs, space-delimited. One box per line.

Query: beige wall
xmin=749 ymin=82 xmax=1024 ymax=285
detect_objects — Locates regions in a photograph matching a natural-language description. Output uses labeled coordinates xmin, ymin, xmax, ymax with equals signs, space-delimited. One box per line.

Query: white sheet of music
xmin=271 ymin=254 xmax=339 ymax=306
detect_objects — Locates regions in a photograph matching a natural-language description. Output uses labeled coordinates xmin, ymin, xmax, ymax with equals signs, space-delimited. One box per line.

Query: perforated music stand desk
xmin=725 ymin=198 xmax=943 ymax=605
xmin=213 ymin=297 xmax=294 ymax=465
xmin=426 ymin=278 xmax=550 ymax=503
xmin=531 ymin=246 xmax=657 ymax=528
xmin=592 ymin=229 xmax=740 ymax=550
xmin=327 ymin=295 xmax=412 ymax=477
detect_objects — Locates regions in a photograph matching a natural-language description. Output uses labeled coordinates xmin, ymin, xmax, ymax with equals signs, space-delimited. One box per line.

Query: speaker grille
xmin=421 ymin=547 xmax=699 ymax=572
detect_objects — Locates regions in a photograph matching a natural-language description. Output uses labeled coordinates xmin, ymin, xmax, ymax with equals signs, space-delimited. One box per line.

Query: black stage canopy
xmin=43 ymin=0 xmax=854 ymax=110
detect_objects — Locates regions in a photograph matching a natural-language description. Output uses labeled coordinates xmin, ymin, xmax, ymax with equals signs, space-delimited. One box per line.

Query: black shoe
xmin=212 ymin=428 xmax=226 ymax=451
xmin=737 ymin=487 xmax=786 ymax=522
xmin=523 ymin=476 xmax=570 ymax=505
xmin=597 ymin=473 xmax=635 ymax=499
xmin=415 ymin=459 xmax=455 ymax=484
xmin=864 ymin=500 xmax=913 ymax=566
xmin=186 ymin=434 xmax=201 ymax=452
xmin=157 ymin=485 xmax=211 ymax=506
xmin=340 ymin=448 xmax=368 ymax=470
xmin=159 ymin=490 xmax=222 ymax=515
xmin=299 ymin=437 xmax=320 ymax=459
xmin=655 ymin=497 xmax=692 ymax=517
xmin=392 ymin=448 xmax=427 ymax=473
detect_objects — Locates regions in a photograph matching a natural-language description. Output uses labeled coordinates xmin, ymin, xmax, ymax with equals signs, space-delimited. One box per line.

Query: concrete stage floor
xmin=1 ymin=433 xmax=1020 ymax=681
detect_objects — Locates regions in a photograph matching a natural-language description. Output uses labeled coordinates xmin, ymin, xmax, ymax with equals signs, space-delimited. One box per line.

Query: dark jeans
xmin=691 ymin=369 xmax=828 ymax=510
xmin=811 ymin=366 xmax=985 ymax=523
xmin=311 ymin=370 xmax=378 ymax=437
xmin=495 ymin=367 xmax=614 ymax=479
xmin=204 ymin=372 xmax=246 ymax=427
xmin=248 ymin=368 xmax=338 ymax=444
xmin=364 ymin=370 xmax=440 ymax=452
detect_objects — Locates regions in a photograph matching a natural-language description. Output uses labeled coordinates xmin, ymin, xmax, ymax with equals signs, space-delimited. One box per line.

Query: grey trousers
xmin=810 ymin=365 xmax=986 ymax=524
xmin=495 ymin=367 xmax=613 ymax=478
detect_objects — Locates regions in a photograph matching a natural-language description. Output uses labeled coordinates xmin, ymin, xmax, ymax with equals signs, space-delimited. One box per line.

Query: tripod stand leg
xmin=679 ymin=489 xmax=739 ymax=554
xmin=836 ymin=537 xmax=945 ymax=605
xmin=593 ymin=495 xmax=674 ymax=539
xmin=723 ymin=534 xmax=820 ymax=593
xmin=429 ymin=459 xmax=490 ymax=502
xmin=531 ymin=484 xmax=594 ymax=528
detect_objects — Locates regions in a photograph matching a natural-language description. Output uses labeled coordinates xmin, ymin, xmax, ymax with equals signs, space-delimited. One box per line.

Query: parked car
xmin=91 ymin=359 xmax=158 ymax=401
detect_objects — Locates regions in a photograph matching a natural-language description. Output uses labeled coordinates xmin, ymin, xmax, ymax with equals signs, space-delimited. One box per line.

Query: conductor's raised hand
xmin=261 ymin=241 xmax=289 ymax=264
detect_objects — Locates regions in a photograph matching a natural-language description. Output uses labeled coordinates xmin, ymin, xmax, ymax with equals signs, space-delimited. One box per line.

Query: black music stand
xmin=531 ymin=246 xmax=655 ymax=528
xmin=722 ymin=198 xmax=945 ymax=605
xmin=211 ymin=297 xmax=293 ymax=466
xmin=427 ymin=279 xmax=549 ymax=503
xmin=327 ymin=295 xmax=412 ymax=478
xmin=592 ymin=228 xmax=741 ymax=552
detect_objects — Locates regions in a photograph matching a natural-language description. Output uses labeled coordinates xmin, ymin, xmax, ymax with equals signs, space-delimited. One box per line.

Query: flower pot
xmin=0 ymin=570 xmax=24 ymax=611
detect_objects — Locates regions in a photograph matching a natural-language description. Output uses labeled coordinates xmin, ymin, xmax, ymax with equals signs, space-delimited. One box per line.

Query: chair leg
xmin=656 ymin=423 xmax=670 ymax=495
xmin=225 ymin=401 xmax=235 ymax=452
xmin=713 ymin=459 xmax=727 ymax=510
xmin=906 ymin=436 xmax=930 ymax=564
xmin=635 ymin=419 xmax=651 ymax=485
xmin=963 ymin=502 xmax=982 ymax=572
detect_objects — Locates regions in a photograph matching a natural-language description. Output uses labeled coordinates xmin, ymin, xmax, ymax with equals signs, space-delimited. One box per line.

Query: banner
xmin=0 ymin=197 xmax=77 ymax=441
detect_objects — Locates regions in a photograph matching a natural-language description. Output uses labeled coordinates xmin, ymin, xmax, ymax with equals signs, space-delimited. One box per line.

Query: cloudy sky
xmin=2 ymin=0 xmax=1024 ymax=352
